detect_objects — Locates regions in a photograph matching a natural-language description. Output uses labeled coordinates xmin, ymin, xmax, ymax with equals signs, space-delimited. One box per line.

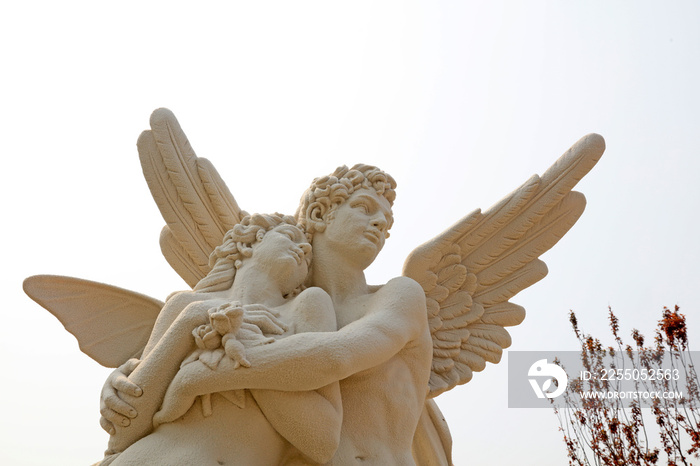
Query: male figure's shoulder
xmin=374 ymin=276 xmax=426 ymax=312
xmin=366 ymin=276 xmax=428 ymax=340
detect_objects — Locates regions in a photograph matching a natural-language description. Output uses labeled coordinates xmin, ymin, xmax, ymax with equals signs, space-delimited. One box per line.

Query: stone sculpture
xmin=24 ymin=108 xmax=605 ymax=465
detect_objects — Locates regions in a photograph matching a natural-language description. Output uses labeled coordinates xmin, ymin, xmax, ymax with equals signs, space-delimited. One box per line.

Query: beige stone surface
xmin=24 ymin=108 xmax=604 ymax=465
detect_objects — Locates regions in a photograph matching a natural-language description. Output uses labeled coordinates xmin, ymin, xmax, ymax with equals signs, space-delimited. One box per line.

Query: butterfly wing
xmin=24 ymin=275 xmax=164 ymax=368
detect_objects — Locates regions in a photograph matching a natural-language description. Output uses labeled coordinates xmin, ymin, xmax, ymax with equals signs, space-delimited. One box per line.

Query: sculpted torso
xmin=308 ymin=185 xmax=433 ymax=463
xmin=329 ymin=279 xmax=432 ymax=464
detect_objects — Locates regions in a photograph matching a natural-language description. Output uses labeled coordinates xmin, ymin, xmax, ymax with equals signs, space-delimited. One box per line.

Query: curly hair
xmin=193 ymin=213 xmax=300 ymax=293
xmin=295 ymin=164 xmax=397 ymax=241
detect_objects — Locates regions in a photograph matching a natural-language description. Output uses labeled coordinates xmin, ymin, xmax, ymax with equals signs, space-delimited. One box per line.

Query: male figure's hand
xmin=239 ymin=303 xmax=288 ymax=337
xmin=99 ymin=359 xmax=142 ymax=435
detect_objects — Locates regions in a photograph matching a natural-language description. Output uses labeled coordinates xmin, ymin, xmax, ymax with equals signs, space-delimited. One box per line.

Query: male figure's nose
xmin=371 ymin=214 xmax=387 ymax=232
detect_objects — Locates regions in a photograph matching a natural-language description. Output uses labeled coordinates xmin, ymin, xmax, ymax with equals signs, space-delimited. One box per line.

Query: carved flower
xmin=209 ymin=304 xmax=245 ymax=336
xmin=192 ymin=324 xmax=221 ymax=350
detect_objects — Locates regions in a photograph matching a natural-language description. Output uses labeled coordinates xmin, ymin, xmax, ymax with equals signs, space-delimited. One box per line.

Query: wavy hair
xmin=193 ymin=213 xmax=299 ymax=293
xmin=295 ymin=164 xmax=396 ymax=242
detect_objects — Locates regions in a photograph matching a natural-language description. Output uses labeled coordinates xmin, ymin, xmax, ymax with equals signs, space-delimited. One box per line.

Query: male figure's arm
xmin=99 ymin=291 xmax=203 ymax=433
xmin=252 ymin=287 xmax=343 ymax=464
xmin=100 ymin=294 xmax=288 ymax=433
xmin=155 ymin=277 xmax=427 ymax=424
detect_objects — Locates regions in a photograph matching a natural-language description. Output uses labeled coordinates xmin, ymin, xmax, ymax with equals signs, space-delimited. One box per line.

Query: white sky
xmin=2 ymin=2 xmax=699 ymax=465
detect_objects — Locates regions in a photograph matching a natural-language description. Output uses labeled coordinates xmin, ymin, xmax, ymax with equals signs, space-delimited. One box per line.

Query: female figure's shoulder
xmin=164 ymin=290 xmax=199 ymax=307
xmin=156 ymin=290 xmax=224 ymax=329
xmin=290 ymin=287 xmax=336 ymax=332
xmin=295 ymin=286 xmax=331 ymax=303
xmin=164 ymin=289 xmax=229 ymax=310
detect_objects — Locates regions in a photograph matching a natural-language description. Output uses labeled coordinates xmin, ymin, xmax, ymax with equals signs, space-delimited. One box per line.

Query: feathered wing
xmin=138 ymin=108 xmax=246 ymax=287
xmin=403 ymin=133 xmax=605 ymax=398
xmin=23 ymin=275 xmax=163 ymax=368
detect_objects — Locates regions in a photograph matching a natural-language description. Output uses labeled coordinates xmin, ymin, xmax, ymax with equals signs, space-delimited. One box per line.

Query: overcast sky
xmin=3 ymin=2 xmax=700 ymax=465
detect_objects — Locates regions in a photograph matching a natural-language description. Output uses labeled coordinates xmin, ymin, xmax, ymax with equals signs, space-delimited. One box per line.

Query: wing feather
xmin=403 ymin=134 xmax=605 ymax=397
xmin=473 ymin=260 xmax=548 ymax=306
xmin=138 ymin=109 xmax=245 ymax=285
xmin=138 ymin=129 xmax=211 ymax=273
xmin=479 ymin=302 xmax=526 ymax=327
xmin=159 ymin=226 xmax=207 ymax=288
xmin=455 ymin=176 xmax=540 ymax=255
xmin=197 ymin=158 xmax=246 ymax=230
xmin=473 ymin=192 xmax=585 ymax=286
xmin=150 ymin=109 xmax=228 ymax=247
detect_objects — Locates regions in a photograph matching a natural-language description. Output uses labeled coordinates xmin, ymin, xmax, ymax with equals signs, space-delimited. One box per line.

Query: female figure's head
xmin=194 ymin=213 xmax=311 ymax=296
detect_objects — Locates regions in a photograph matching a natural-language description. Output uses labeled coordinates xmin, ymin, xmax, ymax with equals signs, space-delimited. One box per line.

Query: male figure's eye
xmin=353 ymin=203 xmax=369 ymax=214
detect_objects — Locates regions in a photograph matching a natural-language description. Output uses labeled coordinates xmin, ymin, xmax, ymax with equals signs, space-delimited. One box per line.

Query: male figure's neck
xmin=309 ymin=240 xmax=369 ymax=308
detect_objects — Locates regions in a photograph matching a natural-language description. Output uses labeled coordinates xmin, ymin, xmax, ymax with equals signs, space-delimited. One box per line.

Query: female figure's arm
xmin=105 ymin=292 xmax=211 ymax=454
xmin=155 ymin=277 xmax=427 ymax=425
xmin=104 ymin=293 xmax=288 ymax=454
xmin=99 ymin=291 xmax=203 ymax=435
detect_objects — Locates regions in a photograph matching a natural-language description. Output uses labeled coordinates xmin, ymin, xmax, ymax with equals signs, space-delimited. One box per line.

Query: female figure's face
xmin=250 ymin=224 xmax=312 ymax=296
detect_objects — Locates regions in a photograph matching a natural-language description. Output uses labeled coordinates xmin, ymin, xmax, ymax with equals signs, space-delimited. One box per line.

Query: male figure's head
xmin=296 ymin=164 xmax=396 ymax=270
xmin=195 ymin=213 xmax=311 ymax=296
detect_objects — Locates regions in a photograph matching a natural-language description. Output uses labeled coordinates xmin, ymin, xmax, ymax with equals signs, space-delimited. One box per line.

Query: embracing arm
xmin=241 ymin=306 xmax=421 ymax=389
xmin=105 ymin=293 xmax=210 ymax=453
xmin=249 ymin=287 xmax=343 ymax=464
xmin=156 ymin=278 xmax=428 ymax=423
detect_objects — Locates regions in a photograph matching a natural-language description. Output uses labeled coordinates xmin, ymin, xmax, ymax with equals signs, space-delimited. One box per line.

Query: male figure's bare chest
xmin=334 ymin=291 xmax=379 ymax=329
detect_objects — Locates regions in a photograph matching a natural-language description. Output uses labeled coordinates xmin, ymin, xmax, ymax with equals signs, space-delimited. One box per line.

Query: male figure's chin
xmin=352 ymin=244 xmax=382 ymax=270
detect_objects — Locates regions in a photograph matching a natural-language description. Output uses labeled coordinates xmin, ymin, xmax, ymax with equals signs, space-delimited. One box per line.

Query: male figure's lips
xmin=364 ymin=231 xmax=380 ymax=245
